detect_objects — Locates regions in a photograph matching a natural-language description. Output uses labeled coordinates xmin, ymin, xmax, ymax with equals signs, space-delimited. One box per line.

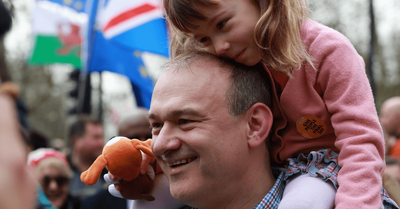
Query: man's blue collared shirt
xmin=253 ymin=170 xmax=285 ymax=209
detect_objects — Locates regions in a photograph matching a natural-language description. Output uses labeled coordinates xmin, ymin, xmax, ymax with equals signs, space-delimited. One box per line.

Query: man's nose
xmin=152 ymin=123 xmax=181 ymax=156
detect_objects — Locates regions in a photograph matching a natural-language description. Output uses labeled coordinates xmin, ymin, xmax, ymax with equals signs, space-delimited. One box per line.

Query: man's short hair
xmin=165 ymin=51 xmax=272 ymax=116
xmin=68 ymin=115 xmax=102 ymax=143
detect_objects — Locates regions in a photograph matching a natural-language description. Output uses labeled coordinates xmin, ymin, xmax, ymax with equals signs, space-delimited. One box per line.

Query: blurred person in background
xmin=51 ymin=138 xmax=68 ymax=156
xmin=380 ymin=96 xmax=400 ymax=205
xmin=67 ymin=116 xmax=106 ymax=200
xmin=82 ymin=108 xmax=153 ymax=209
xmin=384 ymin=130 xmax=398 ymax=156
xmin=383 ymin=157 xmax=400 ymax=205
xmin=28 ymin=129 xmax=50 ymax=152
xmin=28 ymin=148 xmax=81 ymax=209
xmin=118 ymin=107 xmax=152 ymax=142
xmin=0 ymin=1 xmax=36 ymax=208
xmin=380 ymin=96 xmax=400 ymax=157
xmin=385 ymin=157 xmax=400 ymax=183
xmin=20 ymin=128 xmax=55 ymax=209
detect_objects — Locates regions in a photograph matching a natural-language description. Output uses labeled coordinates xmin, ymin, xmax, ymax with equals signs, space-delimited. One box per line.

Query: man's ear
xmin=246 ymin=103 xmax=273 ymax=149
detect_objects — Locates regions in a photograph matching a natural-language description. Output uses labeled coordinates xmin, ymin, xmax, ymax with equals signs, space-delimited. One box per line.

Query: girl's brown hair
xmin=164 ymin=0 xmax=313 ymax=75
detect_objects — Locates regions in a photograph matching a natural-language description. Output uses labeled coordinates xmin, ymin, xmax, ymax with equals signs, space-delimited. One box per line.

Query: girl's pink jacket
xmin=267 ymin=20 xmax=385 ymax=208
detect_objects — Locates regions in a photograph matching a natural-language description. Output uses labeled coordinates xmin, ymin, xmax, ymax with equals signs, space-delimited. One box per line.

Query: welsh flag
xmin=28 ymin=0 xmax=87 ymax=67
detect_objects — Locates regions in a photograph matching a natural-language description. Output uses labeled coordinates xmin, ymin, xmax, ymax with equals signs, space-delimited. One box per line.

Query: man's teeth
xmin=170 ymin=157 xmax=195 ymax=166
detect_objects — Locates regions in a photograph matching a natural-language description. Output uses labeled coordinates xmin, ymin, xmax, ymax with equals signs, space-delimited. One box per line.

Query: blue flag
xmin=84 ymin=0 xmax=169 ymax=108
xmin=88 ymin=31 xmax=154 ymax=107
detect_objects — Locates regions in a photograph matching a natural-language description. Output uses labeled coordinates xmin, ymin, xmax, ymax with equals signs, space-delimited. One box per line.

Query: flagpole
xmin=78 ymin=0 xmax=100 ymax=115
xmin=367 ymin=0 xmax=376 ymax=101
xmin=98 ymin=72 xmax=103 ymax=123
xmin=82 ymin=0 xmax=170 ymax=110
xmin=83 ymin=0 xmax=100 ymax=73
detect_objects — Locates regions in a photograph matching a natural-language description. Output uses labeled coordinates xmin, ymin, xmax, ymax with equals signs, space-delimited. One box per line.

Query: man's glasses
xmin=42 ymin=176 xmax=70 ymax=188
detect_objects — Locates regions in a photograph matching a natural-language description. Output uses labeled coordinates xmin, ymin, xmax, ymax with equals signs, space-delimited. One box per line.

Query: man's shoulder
xmin=66 ymin=155 xmax=80 ymax=174
xmin=69 ymin=169 xmax=107 ymax=199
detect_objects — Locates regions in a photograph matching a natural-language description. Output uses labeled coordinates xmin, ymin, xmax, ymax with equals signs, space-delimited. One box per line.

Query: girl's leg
xmin=278 ymin=174 xmax=336 ymax=209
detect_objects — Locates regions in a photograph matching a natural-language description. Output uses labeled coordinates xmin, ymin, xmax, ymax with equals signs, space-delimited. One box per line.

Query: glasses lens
xmin=43 ymin=176 xmax=51 ymax=187
xmin=43 ymin=176 xmax=69 ymax=187
xmin=55 ymin=176 xmax=69 ymax=186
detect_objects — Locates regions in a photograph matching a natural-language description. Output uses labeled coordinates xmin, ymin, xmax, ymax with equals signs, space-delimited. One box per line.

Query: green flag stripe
xmin=28 ymin=35 xmax=82 ymax=67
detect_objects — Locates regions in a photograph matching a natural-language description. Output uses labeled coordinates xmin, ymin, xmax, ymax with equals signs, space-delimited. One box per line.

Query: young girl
xmin=162 ymin=0 xmax=398 ymax=208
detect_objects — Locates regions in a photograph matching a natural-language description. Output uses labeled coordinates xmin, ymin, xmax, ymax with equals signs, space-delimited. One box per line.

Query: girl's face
xmin=188 ymin=0 xmax=261 ymax=66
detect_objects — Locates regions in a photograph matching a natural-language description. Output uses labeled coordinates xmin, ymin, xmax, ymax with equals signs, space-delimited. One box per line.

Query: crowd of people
xmin=2 ymin=0 xmax=400 ymax=208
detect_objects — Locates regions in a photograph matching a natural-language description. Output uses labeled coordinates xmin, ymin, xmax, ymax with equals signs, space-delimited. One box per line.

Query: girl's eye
xmin=217 ymin=20 xmax=227 ymax=29
xmin=200 ymin=37 xmax=210 ymax=43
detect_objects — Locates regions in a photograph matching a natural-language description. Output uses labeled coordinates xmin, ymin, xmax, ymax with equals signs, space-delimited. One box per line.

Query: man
xmin=67 ymin=116 xmax=106 ymax=199
xmin=380 ymin=96 xmax=400 ymax=157
xmin=109 ymin=51 xmax=398 ymax=209
xmin=118 ymin=108 xmax=152 ymax=141
xmin=148 ymin=51 xmax=284 ymax=209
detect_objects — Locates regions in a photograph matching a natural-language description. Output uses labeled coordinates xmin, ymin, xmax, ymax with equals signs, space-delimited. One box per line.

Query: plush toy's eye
xmin=106 ymin=136 xmax=124 ymax=146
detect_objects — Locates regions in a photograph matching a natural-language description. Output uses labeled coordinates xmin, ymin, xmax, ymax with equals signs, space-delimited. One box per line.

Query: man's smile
xmin=167 ymin=157 xmax=198 ymax=167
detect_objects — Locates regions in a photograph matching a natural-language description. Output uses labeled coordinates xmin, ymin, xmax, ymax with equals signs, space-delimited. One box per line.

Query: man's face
xmin=380 ymin=98 xmax=400 ymax=139
xmin=149 ymin=59 xmax=251 ymax=207
xmin=75 ymin=123 xmax=104 ymax=162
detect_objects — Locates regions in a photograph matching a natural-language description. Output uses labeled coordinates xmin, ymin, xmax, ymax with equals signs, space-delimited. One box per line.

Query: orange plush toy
xmin=81 ymin=136 xmax=156 ymax=201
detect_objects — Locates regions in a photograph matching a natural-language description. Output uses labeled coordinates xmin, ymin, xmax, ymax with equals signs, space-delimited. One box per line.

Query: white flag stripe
xmin=102 ymin=10 xmax=163 ymax=39
xmin=97 ymin=0 xmax=163 ymax=39
xmin=97 ymin=0 xmax=148 ymax=26
xmin=32 ymin=1 xmax=87 ymax=35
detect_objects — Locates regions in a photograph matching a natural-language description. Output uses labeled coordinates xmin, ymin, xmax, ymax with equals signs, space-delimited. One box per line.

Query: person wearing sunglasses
xmin=28 ymin=148 xmax=81 ymax=209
